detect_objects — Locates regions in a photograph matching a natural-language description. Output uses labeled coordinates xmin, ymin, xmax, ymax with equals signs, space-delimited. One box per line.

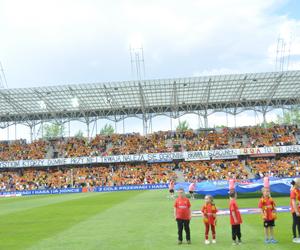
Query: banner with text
xmin=1 ymin=145 xmax=300 ymax=168
xmin=0 ymin=184 xmax=168 ymax=197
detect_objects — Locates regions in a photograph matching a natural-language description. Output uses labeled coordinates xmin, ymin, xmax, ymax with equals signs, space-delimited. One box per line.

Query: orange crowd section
xmin=0 ymin=125 xmax=299 ymax=161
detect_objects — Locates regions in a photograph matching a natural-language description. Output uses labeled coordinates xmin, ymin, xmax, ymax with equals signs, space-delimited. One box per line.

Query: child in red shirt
xmin=201 ymin=195 xmax=218 ymax=244
xmin=290 ymin=178 xmax=300 ymax=243
xmin=229 ymin=191 xmax=242 ymax=245
xmin=258 ymin=187 xmax=277 ymax=244
xmin=174 ymin=188 xmax=191 ymax=245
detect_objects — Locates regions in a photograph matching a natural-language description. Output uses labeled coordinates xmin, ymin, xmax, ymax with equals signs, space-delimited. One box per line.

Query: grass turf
xmin=0 ymin=190 xmax=299 ymax=250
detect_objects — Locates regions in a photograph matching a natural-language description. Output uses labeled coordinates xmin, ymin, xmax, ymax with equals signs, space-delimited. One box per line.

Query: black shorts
xmin=264 ymin=220 xmax=275 ymax=228
xmin=169 ymin=189 xmax=174 ymax=193
xmin=189 ymin=191 xmax=194 ymax=194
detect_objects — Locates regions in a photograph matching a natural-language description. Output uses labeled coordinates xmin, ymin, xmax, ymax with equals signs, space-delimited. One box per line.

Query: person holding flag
xmin=188 ymin=181 xmax=196 ymax=200
xmin=169 ymin=179 xmax=175 ymax=199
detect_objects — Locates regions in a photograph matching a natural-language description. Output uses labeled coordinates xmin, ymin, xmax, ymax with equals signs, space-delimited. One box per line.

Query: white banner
xmin=0 ymin=145 xmax=300 ymax=168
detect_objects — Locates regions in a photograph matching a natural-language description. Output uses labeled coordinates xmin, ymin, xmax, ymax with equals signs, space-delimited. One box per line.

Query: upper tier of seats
xmin=1 ymin=125 xmax=299 ymax=161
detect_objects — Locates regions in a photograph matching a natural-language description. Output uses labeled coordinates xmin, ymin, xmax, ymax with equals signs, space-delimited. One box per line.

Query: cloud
xmin=1 ymin=0 xmax=299 ymax=87
xmin=1 ymin=0 xmax=300 ymax=138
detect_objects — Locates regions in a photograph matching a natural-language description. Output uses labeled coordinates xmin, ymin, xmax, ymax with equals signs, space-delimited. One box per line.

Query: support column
xmin=204 ymin=110 xmax=208 ymax=129
xmin=262 ymin=110 xmax=267 ymax=128
xmin=234 ymin=114 xmax=237 ymax=128
xmin=14 ymin=122 xmax=17 ymax=140
xmin=122 ymin=116 xmax=125 ymax=134
xmin=68 ymin=120 xmax=71 ymax=137
xmin=226 ymin=111 xmax=229 ymax=127
xmin=7 ymin=124 xmax=9 ymax=140
xmin=30 ymin=125 xmax=33 ymax=142
xmin=143 ymin=114 xmax=148 ymax=135
xmin=96 ymin=117 xmax=98 ymax=135
xmin=87 ymin=120 xmax=90 ymax=138
xmin=41 ymin=121 xmax=44 ymax=139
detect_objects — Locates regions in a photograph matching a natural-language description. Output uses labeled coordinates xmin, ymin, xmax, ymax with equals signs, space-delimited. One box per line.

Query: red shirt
xmin=174 ymin=197 xmax=191 ymax=220
xmin=229 ymin=199 xmax=242 ymax=225
xmin=258 ymin=197 xmax=276 ymax=221
xmin=290 ymin=188 xmax=300 ymax=213
xmin=201 ymin=203 xmax=218 ymax=225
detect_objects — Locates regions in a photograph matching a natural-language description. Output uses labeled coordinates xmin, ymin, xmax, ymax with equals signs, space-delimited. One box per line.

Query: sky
xmin=0 ymin=0 xmax=300 ymax=140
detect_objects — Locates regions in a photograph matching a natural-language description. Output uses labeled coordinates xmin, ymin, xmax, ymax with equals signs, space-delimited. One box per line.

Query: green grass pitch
xmin=0 ymin=190 xmax=299 ymax=250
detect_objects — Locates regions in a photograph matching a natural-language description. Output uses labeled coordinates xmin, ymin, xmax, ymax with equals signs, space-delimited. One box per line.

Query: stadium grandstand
xmin=3 ymin=1 xmax=300 ymax=248
xmin=1 ymin=70 xmax=300 ymax=191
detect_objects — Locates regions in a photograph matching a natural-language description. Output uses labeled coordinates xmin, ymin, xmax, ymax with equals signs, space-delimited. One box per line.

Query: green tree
xmin=100 ymin=124 xmax=114 ymax=135
xmin=277 ymin=108 xmax=300 ymax=125
xmin=215 ymin=125 xmax=227 ymax=128
xmin=43 ymin=123 xmax=65 ymax=139
xmin=176 ymin=120 xmax=190 ymax=132
xmin=74 ymin=130 xmax=84 ymax=138
xmin=259 ymin=121 xmax=277 ymax=128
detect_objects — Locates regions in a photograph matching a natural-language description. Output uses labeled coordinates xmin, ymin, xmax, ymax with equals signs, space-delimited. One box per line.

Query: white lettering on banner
xmin=185 ymin=151 xmax=208 ymax=161
xmin=284 ymin=145 xmax=300 ymax=153
xmin=208 ymin=149 xmax=238 ymax=158
xmin=48 ymin=158 xmax=68 ymax=166
xmin=1 ymin=145 xmax=300 ymax=168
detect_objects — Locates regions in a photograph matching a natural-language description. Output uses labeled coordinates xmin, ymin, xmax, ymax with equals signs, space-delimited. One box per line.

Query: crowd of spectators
xmin=0 ymin=139 xmax=49 ymax=161
xmin=181 ymin=160 xmax=249 ymax=181
xmin=1 ymin=125 xmax=299 ymax=161
xmin=1 ymin=155 xmax=300 ymax=191
xmin=1 ymin=125 xmax=300 ymax=192
xmin=0 ymin=163 xmax=177 ymax=192
xmin=247 ymin=155 xmax=300 ymax=178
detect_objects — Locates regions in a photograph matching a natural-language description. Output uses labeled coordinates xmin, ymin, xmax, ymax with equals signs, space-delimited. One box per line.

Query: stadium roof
xmin=0 ymin=70 xmax=300 ymax=124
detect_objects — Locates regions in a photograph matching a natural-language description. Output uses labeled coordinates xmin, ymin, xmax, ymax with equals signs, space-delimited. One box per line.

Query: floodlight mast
xmin=0 ymin=62 xmax=8 ymax=89
xmin=130 ymin=44 xmax=150 ymax=135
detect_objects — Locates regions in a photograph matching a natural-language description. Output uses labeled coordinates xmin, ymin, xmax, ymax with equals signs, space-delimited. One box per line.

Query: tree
xmin=43 ymin=123 xmax=65 ymax=139
xmin=176 ymin=120 xmax=190 ymax=132
xmin=215 ymin=125 xmax=227 ymax=128
xmin=259 ymin=121 xmax=277 ymax=128
xmin=100 ymin=124 xmax=114 ymax=135
xmin=277 ymin=108 xmax=300 ymax=125
xmin=74 ymin=130 xmax=84 ymax=138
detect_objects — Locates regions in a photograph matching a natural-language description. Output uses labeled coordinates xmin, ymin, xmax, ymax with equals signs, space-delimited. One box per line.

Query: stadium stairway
xmin=46 ymin=144 xmax=54 ymax=159
xmin=175 ymin=170 xmax=185 ymax=182
xmin=244 ymin=163 xmax=255 ymax=179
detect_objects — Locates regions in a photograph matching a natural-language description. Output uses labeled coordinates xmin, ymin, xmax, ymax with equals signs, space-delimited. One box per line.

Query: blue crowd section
xmin=175 ymin=177 xmax=297 ymax=196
